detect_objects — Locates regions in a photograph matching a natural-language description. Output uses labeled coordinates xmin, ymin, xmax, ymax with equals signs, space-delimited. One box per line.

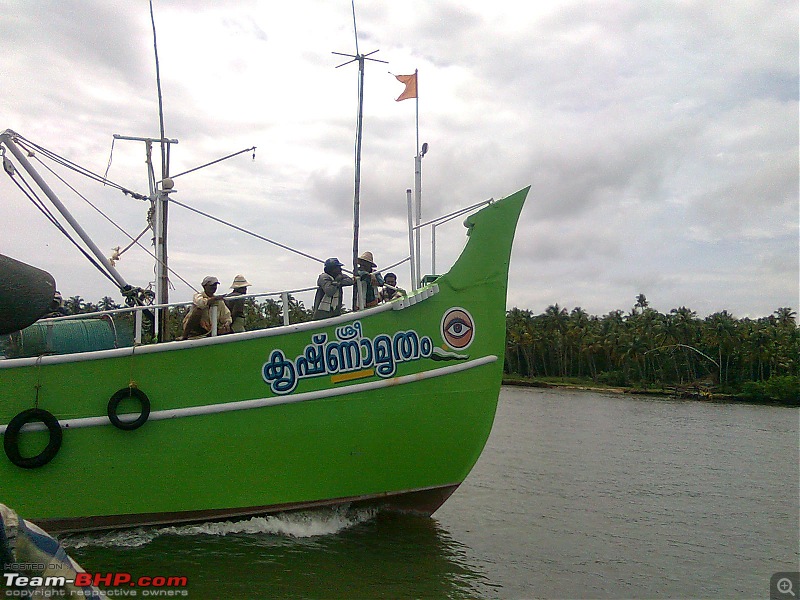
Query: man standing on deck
xmin=181 ymin=276 xmax=232 ymax=339
xmin=225 ymin=274 xmax=251 ymax=333
xmin=312 ymin=258 xmax=354 ymax=320
xmin=355 ymin=251 xmax=383 ymax=308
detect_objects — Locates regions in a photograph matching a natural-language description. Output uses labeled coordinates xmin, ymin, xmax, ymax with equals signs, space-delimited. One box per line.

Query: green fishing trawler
xmin=0 ymin=132 xmax=527 ymax=530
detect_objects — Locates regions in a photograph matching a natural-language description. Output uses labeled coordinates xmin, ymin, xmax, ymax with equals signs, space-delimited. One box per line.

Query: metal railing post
xmin=407 ymin=188 xmax=416 ymax=290
xmin=431 ymin=223 xmax=437 ymax=276
xmin=210 ymin=305 xmax=218 ymax=337
xmin=357 ymin=279 xmax=366 ymax=310
xmin=134 ymin=309 xmax=143 ymax=345
xmin=281 ymin=292 xmax=290 ymax=326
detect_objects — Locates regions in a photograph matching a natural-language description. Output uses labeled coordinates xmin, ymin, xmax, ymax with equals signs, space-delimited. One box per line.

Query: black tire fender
xmin=107 ymin=387 xmax=151 ymax=431
xmin=3 ymin=408 xmax=63 ymax=469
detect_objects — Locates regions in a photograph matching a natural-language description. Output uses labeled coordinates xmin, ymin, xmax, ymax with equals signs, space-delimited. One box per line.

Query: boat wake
xmin=60 ymin=505 xmax=378 ymax=549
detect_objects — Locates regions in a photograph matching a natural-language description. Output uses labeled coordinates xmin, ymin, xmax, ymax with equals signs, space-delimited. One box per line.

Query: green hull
xmin=0 ymin=188 xmax=528 ymax=532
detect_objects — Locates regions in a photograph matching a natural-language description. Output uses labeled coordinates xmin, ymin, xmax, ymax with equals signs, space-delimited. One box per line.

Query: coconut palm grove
xmin=504 ymin=297 xmax=798 ymax=405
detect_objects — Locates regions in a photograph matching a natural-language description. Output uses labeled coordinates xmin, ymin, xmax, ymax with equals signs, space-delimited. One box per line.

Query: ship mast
xmin=150 ymin=0 xmax=171 ymax=341
xmin=333 ymin=0 xmax=387 ymax=309
xmin=111 ymin=134 xmax=176 ymax=342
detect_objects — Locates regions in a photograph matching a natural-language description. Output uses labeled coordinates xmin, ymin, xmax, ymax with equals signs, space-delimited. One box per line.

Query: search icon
xmin=778 ymin=578 xmax=796 ymax=597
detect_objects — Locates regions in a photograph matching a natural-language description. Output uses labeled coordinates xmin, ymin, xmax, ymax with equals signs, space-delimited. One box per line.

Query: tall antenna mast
xmin=333 ymin=0 xmax=387 ymax=309
xmin=149 ymin=0 xmax=173 ymax=341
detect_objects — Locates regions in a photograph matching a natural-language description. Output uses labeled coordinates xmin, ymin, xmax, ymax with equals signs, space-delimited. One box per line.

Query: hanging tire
xmin=107 ymin=387 xmax=150 ymax=431
xmin=3 ymin=408 xmax=62 ymax=469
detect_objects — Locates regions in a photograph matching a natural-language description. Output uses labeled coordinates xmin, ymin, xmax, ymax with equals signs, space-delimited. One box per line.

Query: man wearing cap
xmin=180 ymin=276 xmax=232 ymax=339
xmin=225 ymin=274 xmax=251 ymax=333
xmin=355 ymin=251 xmax=384 ymax=309
xmin=312 ymin=258 xmax=354 ymax=320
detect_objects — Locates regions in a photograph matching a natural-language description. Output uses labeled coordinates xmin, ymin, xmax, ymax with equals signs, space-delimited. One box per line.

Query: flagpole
xmin=415 ymin=69 xmax=420 ymax=155
xmin=413 ymin=68 xmax=422 ymax=289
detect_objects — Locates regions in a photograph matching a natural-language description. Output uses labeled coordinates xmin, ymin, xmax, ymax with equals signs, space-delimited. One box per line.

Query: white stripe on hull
xmin=0 ymin=354 xmax=497 ymax=434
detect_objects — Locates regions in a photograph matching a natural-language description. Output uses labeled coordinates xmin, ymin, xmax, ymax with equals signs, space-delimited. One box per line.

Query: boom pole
xmin=0 ymin=132 xmax=130 ymax=291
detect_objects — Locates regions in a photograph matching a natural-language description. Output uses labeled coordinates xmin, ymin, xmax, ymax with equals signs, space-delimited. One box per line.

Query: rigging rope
xmin=4 ymin=167 xmax=120 ymax=288
xmin=2 ymin=141 xmax=197 ymax=294
xmin=26 ymin=154 xmax=197 ymax=293
xmin=103 ymin=135 xmax=116 ymax=181
xmin=13 ymin=134 xmax=148 ymax=200
xmin=169 ymin=198 xmax=326 ymax=266
xmin=171 ymin=146 xmax=256 ymax=179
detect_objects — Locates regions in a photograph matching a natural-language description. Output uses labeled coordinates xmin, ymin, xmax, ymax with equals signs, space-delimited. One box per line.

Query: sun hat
xmin=230 ymin=274 xmax=251 ymax=288
xmin=357 ymin=251 xmax=376 ymax=267
xmin=201 ymin=276 xmax=220 ymax=287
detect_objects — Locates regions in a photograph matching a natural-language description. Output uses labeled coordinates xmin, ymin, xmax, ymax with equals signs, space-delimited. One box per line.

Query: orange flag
xmin=395 ymin=72 xmax=417 ymax=101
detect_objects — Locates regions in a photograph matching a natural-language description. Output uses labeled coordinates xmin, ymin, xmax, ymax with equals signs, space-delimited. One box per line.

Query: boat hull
xmin=34 ymin=484 xmax=461 ymax=533
xmin=0 ymin=188 xmax=527 ymax=532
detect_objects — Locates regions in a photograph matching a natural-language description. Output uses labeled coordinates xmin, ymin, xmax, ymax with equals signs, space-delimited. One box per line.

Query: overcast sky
xmin=1 ymin=0 xmax=797 ymax=319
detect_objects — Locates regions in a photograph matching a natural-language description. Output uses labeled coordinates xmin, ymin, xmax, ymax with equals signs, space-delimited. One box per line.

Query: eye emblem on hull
xmin=441 ymin=308 xmax=475 ymax=350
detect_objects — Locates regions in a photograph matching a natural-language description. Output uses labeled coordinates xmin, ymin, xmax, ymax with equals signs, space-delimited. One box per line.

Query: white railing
xmin=408 ymin=197 xmax=493 ymax=288
xmin=35 ymin=286 xmax=318 ymax=346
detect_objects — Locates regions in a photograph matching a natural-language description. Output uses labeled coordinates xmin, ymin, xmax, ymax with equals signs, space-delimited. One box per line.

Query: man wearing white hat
xmin=225 ymin=274 xmax=251 ymax=333
xmin=356 ymin=251 xmax=383 ymax=309
xmin=180 ymin=276 xmax=232 ymax=339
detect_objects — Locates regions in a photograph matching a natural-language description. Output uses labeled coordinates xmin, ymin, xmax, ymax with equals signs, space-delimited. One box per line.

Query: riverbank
xmin=501 ymin=376 xmax=798 ymax=406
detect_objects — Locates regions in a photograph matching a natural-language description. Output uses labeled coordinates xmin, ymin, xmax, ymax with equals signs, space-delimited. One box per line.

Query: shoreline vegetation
xmin=504 ymin=298 xmax=799 ymax=407
xmin=501 ymin=375 xmax=795 ymax=406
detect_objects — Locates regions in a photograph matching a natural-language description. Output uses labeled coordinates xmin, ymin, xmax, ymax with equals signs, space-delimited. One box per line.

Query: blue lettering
xmin=264 ymin=322 xmax=439 ymax=394
xmin=325 ymin=343 xmax=341 ymax=372
xmin=262 ymin=350 xmax=297 ymax=394
xmin=420 ymin=336 xmax=433 ymax=357
xmin=393 ymin=331 xmax=420 ymax=361
xmin=337 ymin=340 xmax=361 ymax=371
xmin=360 ymin=338 xmax=374 ymax=367
xmin=374 ymin=334 xmax=396 ymax=377
xmin=336 ymin=322 xmax=362 ymax=340
xmin=297 ymin=334 xmax=327 ymax=377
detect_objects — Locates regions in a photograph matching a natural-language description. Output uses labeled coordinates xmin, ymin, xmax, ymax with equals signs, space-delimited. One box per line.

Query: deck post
xmin=281 ymin=292 xmax=290 ymax=326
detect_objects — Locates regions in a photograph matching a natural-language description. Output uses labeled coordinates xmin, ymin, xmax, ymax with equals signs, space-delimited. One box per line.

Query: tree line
xmin=505 ymin=296 xmax=799 ymax=403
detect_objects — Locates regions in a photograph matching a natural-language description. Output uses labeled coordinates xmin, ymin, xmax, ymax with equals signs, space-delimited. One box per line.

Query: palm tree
xmin=506 ymin=308 xmax=535 ymax=377
xmin=704 ymin=311 xmax=737 ymax=384
xmin=288 ymin=295 xmax=312 ymax=324
xmin=544 ymin=304 xmax=569 ymax=377
xmin=669 ymin=307 xmax=700 ymax=381
xmin=567 ymin=307 xmax=590 ymax=376
xmin=774 ymin=307 xmax=797 ymax=327
xmin=64 ymin=295 xmax=85 ymax=315
xmin=99 ymin=296 xmax=120 ymax=311
xmin=634 ymin=293 xmax=649 ymax=314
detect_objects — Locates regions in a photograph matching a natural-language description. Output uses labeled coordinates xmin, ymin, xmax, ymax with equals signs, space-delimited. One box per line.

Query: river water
xmin=62 ymin=387 xmax=799 ymax=599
